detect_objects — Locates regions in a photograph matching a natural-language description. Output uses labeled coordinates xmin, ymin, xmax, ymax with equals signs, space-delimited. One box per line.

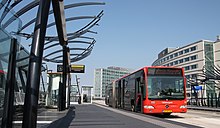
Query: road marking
xmin=13 ymin=121 xmax=52 ymax=124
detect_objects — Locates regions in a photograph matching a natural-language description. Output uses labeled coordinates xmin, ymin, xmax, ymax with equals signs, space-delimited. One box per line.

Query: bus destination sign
xmin=148 ymin=68 xmax=182 ymax=76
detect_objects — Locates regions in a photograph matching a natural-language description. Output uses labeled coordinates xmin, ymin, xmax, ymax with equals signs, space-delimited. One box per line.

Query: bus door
xmin=135 ymin=75 xmax=145 ymax=113
xmin=122 ymin=79 xmax=125 ymax=109
xmin=135 ymin=78 xmax=141 ymax=112
xmin=117 ymin=80 xmax=121 ymax=108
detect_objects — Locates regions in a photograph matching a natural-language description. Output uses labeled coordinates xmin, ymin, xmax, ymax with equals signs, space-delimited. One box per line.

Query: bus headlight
xmin=144 ymin=105 xmax=155 ymax=109
xmin=180 ymin=105 xmax=187 ymax=109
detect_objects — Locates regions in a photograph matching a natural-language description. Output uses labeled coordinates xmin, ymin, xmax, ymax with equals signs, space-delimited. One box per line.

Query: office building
xmin=94 ymin=66 xmax=132 ymax=98
xmin=152 ymin=36 xmax=220 ymax=100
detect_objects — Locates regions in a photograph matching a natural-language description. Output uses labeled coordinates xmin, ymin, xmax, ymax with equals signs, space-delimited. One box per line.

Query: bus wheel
xmin=131 ymin=105 xmax=135 ymax=112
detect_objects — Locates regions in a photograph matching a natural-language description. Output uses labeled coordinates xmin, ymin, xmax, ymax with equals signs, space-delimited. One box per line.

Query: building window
xmin=184 ymin=49 xmax=189 ymax=53
xmin=179 ymin=59 xmax=183 ymax=63
xmin=191 ymin=64 xmax=197 ymax=69
xmin=191 ymin=55 xmax=197 ymax=60
xmin=174 ymin=53 xmax=178 ymax=57
xmin=179 ymin=51 xmax=183 ymax=55
xmin=170 ymin=62 xmax=173 ymax=66
xmin=190 ymin=46 xmax=196 ymax=51
xmin=184 ymin=57 xmax=190 ymax=62
xmin=166 ymin=56 xmax=169 ymax=60
xmin=185 ymin=66 xmax=190 ymax=71
xmin=174 ymin=60 xmax=178 ymax=65
xmin=170 ymin=54 xmax=173 ymax=59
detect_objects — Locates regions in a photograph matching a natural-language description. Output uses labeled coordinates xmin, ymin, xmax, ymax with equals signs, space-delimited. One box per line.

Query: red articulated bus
xmin=105 ymin=66 xmax=187 ymax=116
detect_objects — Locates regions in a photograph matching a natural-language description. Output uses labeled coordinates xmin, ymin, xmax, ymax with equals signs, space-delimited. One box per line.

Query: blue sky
xmin=9 ymin=0 xmax=220 ymax=86
xmin=75 ymin=0 xmax=220 ymax=85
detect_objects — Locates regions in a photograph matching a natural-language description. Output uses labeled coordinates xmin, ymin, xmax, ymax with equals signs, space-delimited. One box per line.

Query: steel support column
xmin=67 ymin=73 xmax=71 ymax=108
xmin=61 ymin=45 xmax=68 ymax=110
xmin=58 ymin=81 xmax=63 ymax=111
xmin=1 ymin=38 xmax=17 ymax=128
xmin=52 ymin=0 xmax=68 ymax=111
xmin=67 ymin=47 xmax=71 ymax=108
xmin=52 ymin=0 xmax=67 ymax=46
xmin=22 ymin=0 xmax=51 ymax=128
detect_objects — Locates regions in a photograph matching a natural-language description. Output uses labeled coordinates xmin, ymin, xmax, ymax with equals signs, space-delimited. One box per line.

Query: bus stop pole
xmin=22 ymin=0 xmax=51 ymax=127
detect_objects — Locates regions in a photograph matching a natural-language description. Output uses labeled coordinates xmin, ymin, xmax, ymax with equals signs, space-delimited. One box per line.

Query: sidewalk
xmin=187 ymin=105 xmax=220 ymax=112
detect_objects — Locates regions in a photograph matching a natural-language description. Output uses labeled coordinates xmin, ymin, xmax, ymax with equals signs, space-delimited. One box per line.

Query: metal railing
xmin=188 ymin=93 xmax=220 ymax=108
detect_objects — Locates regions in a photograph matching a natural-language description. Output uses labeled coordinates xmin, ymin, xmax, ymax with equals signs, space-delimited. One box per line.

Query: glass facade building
xmin=94 ymin=66 xmax=132 ymax=98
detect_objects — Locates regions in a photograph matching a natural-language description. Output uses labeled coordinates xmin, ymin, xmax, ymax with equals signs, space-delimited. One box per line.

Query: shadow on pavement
xmin=45 ymin=106 xmax=76 ymax=128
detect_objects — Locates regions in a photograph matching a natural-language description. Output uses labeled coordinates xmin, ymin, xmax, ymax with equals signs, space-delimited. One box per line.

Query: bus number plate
xmin=163 ymin=110 xmax=172 ymax=113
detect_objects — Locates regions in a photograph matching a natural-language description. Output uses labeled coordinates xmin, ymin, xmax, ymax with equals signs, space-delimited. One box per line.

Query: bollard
xmin=207 ymin=93 xmax=209 ymax=107
xmin=218 ymin=92 xmax=220 ymax=107
xmin=211 ymin=93 xmax=214 ymax=107
xmin=215 ymin=93 xmax=218 ymax=108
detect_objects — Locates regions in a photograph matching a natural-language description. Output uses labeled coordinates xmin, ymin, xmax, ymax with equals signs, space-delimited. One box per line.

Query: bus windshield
xmin=147 ymin=76 xmax=185 ymax=100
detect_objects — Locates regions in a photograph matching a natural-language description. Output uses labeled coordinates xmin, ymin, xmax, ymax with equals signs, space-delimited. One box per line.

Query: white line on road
xmin=13 ymin=121 xmax=52 ymax=124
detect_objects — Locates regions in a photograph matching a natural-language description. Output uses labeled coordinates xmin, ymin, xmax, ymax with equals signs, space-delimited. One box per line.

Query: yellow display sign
xmin=70 ymin=64 xmax=85 ymax=73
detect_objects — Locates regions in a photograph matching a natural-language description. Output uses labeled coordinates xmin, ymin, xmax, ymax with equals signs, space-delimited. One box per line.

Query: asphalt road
xmin=65 ymin=104 xmax=200 ymax=128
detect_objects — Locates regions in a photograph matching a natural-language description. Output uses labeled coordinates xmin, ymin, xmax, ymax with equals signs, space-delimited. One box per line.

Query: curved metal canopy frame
xmin=17 ymin=2 xmax=105 ymax=32
xmin=0 ymin=1 xmax=104 ymax=127
xmin=13 ymin=15 xmax=99 ymax=40
xmin=2 ymin=1 xmax=105 ymax=30
xmin=43 ymin=10 xmax=103 ymax=44
xmin=0 ymin=0 xmax=104 ymax=64
xmin=43 ymin=39 xmax=95 ymax=63
xmin=12 ymin=9 xmax=103 ymax=43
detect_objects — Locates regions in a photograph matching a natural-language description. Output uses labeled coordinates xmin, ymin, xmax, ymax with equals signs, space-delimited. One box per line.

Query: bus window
xmin=148 ymin=76 xmax=185 ymax=100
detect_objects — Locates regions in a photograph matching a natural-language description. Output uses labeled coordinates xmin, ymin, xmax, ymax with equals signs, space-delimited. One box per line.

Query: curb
xmin=187 ymin=106 xmax=220 ymax=112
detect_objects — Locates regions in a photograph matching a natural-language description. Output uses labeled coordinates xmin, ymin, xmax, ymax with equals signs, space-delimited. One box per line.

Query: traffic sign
xmin=57 ymin=65 xmax=63 ymax=72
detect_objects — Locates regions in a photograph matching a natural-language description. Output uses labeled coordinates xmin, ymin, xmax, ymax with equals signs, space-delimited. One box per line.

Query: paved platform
xmin=34 ymin=103 xmax=201 ymax=128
